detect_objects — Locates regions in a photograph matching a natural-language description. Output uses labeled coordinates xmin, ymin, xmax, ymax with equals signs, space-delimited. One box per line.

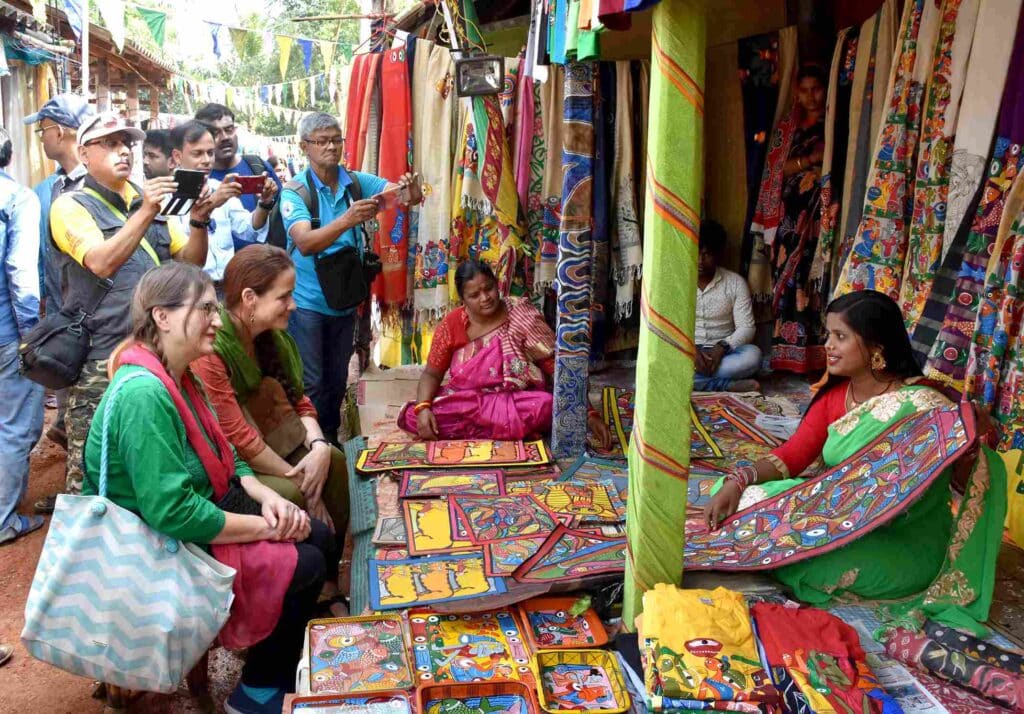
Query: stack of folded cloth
xmin=638 ymin=585 xmax=783 ymax=713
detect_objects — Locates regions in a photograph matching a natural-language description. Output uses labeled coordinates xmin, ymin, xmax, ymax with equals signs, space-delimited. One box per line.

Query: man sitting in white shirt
xmin=694 ymin=220 xmax=761 ymax=392
xmin=168 ymin=121 xmax=276 ymax=296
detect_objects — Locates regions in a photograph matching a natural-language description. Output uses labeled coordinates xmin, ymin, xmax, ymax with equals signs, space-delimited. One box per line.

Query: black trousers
xmin=241 ymin=518 xmax=335 ymax=690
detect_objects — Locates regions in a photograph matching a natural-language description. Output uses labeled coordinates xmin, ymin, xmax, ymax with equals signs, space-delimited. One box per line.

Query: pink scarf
xmin=116 ymin=344 xmax=297 ymax=649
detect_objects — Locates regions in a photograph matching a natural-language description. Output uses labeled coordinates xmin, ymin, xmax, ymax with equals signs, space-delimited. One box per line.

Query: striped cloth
xmin=623 ymin=0 xmax=703 ymax=626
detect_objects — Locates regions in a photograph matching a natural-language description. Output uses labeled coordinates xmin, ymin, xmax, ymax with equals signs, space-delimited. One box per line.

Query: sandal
xmin=0 ymin=514 xmax=45 ymax=545
xmin=0 ymin=644 xmax=12 ymax=667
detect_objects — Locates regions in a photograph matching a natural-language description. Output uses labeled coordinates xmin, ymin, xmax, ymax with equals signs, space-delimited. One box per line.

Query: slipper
xmin=0 ymin=515 xmax=45 ymax=545
xmin=34 ymin=495 xmax=57 ymax=514
xmin=0 ymin=645 xmax=12 ymax=667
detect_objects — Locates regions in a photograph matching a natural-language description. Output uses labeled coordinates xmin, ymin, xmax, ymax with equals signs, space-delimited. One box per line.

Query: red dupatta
xmin=116 ymin=344 xmax=297 ymax=649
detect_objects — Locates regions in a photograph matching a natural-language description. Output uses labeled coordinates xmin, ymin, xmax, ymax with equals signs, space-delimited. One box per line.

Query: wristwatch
xmin=258 ymin=199 xmax=276 ymax=210
xmin=189 ymin=218 xmax=211 ymax=229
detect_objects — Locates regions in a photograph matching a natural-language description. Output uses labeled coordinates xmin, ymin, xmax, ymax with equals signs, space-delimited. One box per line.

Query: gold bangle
xmin=413 ymin=401 xmax=432 ymax=415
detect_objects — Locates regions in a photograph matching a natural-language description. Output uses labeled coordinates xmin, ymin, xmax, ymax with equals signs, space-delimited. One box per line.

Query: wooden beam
xmin=125 ymin=74 xmax=139 ymax=125
xmin=149 ymin=91 xmax=159 ymax=124
xmin=95 ymin=59 xmax=109 ymax=112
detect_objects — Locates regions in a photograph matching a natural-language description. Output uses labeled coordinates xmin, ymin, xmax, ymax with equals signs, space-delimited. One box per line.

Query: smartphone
xmin=234 ymin=175 xmax=266 ymax=194
xmin=160 ymin=169 xmax=206 ymax=216
xmin=372 ymin=186 xmax=402 ymax=212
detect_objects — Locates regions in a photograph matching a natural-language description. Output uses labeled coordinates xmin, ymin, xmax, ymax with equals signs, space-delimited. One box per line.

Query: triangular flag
xmin=62 ymin=0 xmax=84 ymax=41
xmin=309 ymin=75 xmax=316 ymax=104
xmin=299 ymin=39 xmax=314 ymax=74
xmin=319 ymin=41 xmax=336 ymax=72
xmin=296 ymin=79 xmax=306 ymax=108
xmin=225 ymin=86 xmax=235 ymax=107
xmin=229 ymin=28 xmax=248 ymax=57
xmin=339 ymin=43 xmax=353 ymax=63
xmin=135 ymin=6 xmax=167 ymax=48
xmin=208 ymin=22 xmax=222 ymax=60
xmin=259 ymin=86 xmax=270 ymax=104
xmin=276 ymin=35 xmax=293 ymax=80
xmin=263 ymin=31 xmax=274 ymax=55
xmin=95 ymin=0 xmax=126 ymax=53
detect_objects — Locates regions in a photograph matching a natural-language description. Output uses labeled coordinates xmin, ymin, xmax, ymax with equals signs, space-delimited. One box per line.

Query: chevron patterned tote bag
xmin=21 ymin=371 xmax=236 ymax=693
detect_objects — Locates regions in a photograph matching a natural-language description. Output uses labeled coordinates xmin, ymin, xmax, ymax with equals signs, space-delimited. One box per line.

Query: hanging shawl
xmin=942 ymin=0 xmax=1023 ymax=258
xmin=513 ymin=54 xmax=543 ymax=290
xmin=375 ymin=45 xmax=413 ymax=310
xmin=610 ymin=61 xmax=642 ymax=320
xmin=834 ymin=0 xmax=942 ymax=298
xmin=500 ymin=56 xmax=521 ymax=142
xmin=898 ymin=0 xmax=981 ymax=331
xmin=411 ymin=41 xmax=455 ymax=322
xmin=535 ymin=65 xmax=566 ymax=290
xmin=449 ymin=95 xmax=524 ymax=299
xmin=212 ymin=308 xmax=304 ymax=406
xmin=115 ymin=344 xmax=296 ymax=649
xmin=750 ymin=108 xmax=798 ymax=249
xmin=344 ymin=54 xmax=375 ymax=171
xmin=360 ymin=55 xmax=382 ymax=175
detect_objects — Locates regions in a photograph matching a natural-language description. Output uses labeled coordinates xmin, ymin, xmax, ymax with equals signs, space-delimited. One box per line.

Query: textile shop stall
xmin=284 ymin=0 xmax=1024 ymax=712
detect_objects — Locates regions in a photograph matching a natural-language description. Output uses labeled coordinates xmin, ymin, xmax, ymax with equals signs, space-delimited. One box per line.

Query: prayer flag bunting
xmin=299 ymin=38 xmax=314 ymax=73
xmin=95 ymin=0 xmax=126 ymax=52
xmin=229 ymin=27 xmax=248 ymax=57
xmin=62 ymin=0 xmax=84 ymax=41
xmin=276 ymin=35 xmax=293 ymax=80
xmin=208 ymin=22 xmax=222 ymax=60
xmin=320 ymin=40 xmax=336 ymax=72
xmin=134 ymin=6 xmax=167 ymax=48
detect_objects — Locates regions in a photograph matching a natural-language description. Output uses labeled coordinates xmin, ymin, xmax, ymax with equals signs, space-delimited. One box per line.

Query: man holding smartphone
xmin=48 ymin=112 xmax=212 ymax=495
xmin=168 ymin=120 xmax=276 ymax=295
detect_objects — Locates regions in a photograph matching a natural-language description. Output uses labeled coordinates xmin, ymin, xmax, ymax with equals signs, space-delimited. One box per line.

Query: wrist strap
xmin=309 ymin=437 xmax=330 ymax=449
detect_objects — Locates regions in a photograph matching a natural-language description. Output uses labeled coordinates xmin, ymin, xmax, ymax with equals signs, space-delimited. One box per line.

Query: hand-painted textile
xmin=552 ymin=62 xmax=596 ymax=458
xmin=639 ymin=585 xmax=780 ymax=709
xmin=513 ymin=524 xmax=625 ymax=582
xmin=751 ymin=604 xmax=892 ymax=714
xmin=898 ymin=0 xmax=979 ymax=330
xmin=368 ymin=553 xmax=505 ymax=610
xmin=611 ymin=61 xmax=642 ymax=320
xmin=451 ymin=494 xmax=559 ymax=544
xmin=308 ymin=615 xmax=414 ymax=693
xmin=884 ymin=628 xmax=1024 ymax=710
xmin=356 ymin=439 xmax=550 ymax=472
xmin=923 ymin=621 xmax=1024 ymax=675
xmin=835 ymin=0 xmax=938 ymax=298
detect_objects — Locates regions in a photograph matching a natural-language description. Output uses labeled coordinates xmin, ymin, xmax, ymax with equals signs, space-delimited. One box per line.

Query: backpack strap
xmin=241 ymin=154 xmax=267 ymax=178
xmin=282 ymin=176 xmax=320 ymax=255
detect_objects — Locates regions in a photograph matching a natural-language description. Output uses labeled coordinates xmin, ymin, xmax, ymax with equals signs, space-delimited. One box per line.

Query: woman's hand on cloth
xmin=261 ymin=495 xmax=311 ymax=542
xmin=416 ymin=407 xmax=439 ymax=440
xmin=307 ymin=498 xmax=334 ymax=532
xmin=703 ymin=480 xmax=741 ymax=531
xmin=286 ymin=442 xmax=332 ymax=505
xmin=587 ymin=411 xmax=612 ymax=451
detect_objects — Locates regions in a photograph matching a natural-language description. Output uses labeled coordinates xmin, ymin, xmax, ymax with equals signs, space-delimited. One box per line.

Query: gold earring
xmin=871 ymin=352 xmax=886 ymax=371
xmin=249 ymin=312 xmax=256 ymax=328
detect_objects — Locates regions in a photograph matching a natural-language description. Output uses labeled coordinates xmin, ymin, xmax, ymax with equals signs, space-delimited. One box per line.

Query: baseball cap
xmin=78 ymin=112 xmax=146 ymax=146
xmin=23 ymin=93 xmax=93 ymax=129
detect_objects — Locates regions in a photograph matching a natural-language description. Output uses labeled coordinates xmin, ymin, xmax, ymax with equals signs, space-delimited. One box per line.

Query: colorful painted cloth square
xmin=483 ymin=537 xmax=546 ymax=576
xmin=357 ymin=440 xmax=550 ymax=473
xmin=519 ymin=596 xmax=608 ymax=649
xmin=291 ymin=693 xmax=413 ymax=712
xmin=369 ymin=554 xmax=505 ymax=610
xmin=307 ymin=615 xmax=414 ymax=693
xmin=419 ymin=683 xmax=538 ymax=714
xmin=402 ymin=499 xmax=476 ymax=555
xmin=451 ymin=494 xmax=560 ymax=544
xmin=407 ymin=609 xmax=536 ymax=686
xmin=639 ymin=585 xmax=780 ymax=709
xmin=512 ymin=524 xmax=626 ymax=582
xmin=536 ymin=649 xmax=631 ymax=712
xmin=559 ymin=455 xmax=629 ymax=511
xmin=399 ymin=469 xmax=506 ymax=498
xmin=505 ymin=479 xmax=622 ymax=523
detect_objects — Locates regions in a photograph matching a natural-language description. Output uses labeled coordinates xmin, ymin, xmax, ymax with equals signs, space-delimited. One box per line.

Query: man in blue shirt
xmin=0 ymin=128 xmax=45 ymax=545
xmin=280 ymin=111 xmax=419 ymax=443
xmin=194 ymin=103 xmax=282 ymax=212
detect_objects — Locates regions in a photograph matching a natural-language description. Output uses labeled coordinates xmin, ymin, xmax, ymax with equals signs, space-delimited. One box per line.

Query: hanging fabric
xmin=964 ymin=165 xmax=1024 ymax=448
xmin=343 ymin=54 xmax=375 ymax=171
xmin=833 ymin=0 xmax=898 ymax=287
xmin=610 ymin=60 xmax=641 ymax=321
xmin=513 ymin=56 xmax=542 ymax=289
xmin=551 ymin=62 xmax=596 ymax=458
xmin=361 ymin=58 xmax=383 ymax=175
xmin=922 ymin=11 xmax=1024 ymax=389
xmin=834 ymin=0 xmax=942 ymax=298
xmin=591 ymin=65 xmax=612 ymax=317
xmin=942 ymin=0 xmax=1024 ymax=259
xmin=898 ymin=0 xmax=981 ymax=331
xmin=374 ymin=45 xmax=413 ymax=311
xmin=811 ymin=27 xmax=858 ymax=306
xmin=535 ymin=66 xmax=566 ymax=290
xmin=411 ymin=42 xmax=455 ymax=323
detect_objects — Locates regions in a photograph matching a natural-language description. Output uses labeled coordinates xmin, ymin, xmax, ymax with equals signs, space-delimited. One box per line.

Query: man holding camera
xmin=281 ymin=112 xmax=420 ymax=444
xmin=48 ymin=112 xmax=212 ymax=494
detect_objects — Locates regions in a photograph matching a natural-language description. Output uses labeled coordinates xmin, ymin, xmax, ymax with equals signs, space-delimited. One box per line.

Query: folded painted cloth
xmin=922 ymin=621 xmax=1024 ymax=676
xmin=751 ymin=603 xmax=899 ymax=714
xmin=640 ymin=585 xmax=781 ymax=711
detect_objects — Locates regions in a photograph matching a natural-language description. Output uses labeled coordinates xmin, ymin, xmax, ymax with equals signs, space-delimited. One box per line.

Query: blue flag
xmin=63 ymin=0 xmax=84 ymax=41
xmin=208 ymin=22 xmax=222 ymax=60
xmin=299 ymin=39 xmax=313 ymax=73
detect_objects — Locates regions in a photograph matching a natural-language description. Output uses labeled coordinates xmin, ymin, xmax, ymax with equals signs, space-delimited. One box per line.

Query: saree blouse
xmin=426 ymin=298 xmax=556 ymax=380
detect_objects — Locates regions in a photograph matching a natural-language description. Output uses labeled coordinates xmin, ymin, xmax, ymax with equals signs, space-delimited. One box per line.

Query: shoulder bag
xmin=21 ymin=371 xmax=236 ymax=693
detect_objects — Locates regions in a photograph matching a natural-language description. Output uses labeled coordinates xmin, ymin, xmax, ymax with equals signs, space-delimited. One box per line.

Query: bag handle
xmin=98 ymin=371 xmax=156 ymax=498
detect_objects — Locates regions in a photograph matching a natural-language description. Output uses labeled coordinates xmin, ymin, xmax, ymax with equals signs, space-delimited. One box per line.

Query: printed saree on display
xmin=834 ymin=0 xmax=940 ymax=298
xmin=685 ymin=387 xmax=1006 ymax=634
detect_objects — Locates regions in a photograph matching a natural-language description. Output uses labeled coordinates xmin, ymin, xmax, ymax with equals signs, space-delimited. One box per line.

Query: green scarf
xmin=212 ymin=307 xmax=305 ymax=405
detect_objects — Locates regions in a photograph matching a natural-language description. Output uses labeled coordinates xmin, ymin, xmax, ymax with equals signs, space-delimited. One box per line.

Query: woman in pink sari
xmin=399 ymin=260 xmax=609 ymax=443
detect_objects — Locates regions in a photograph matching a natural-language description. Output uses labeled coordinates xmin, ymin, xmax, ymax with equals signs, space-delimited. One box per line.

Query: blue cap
xmin=23 ymin=94 xmax=92 ymax=129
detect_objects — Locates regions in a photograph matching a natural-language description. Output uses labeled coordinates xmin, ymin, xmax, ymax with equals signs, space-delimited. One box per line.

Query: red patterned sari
xmin=398 ymin=298 xmax=555 ymax=439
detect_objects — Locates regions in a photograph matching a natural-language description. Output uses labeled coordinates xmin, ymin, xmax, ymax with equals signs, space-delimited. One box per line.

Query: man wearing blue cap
xmin=24 ymin=94 xmax=91 ymax=499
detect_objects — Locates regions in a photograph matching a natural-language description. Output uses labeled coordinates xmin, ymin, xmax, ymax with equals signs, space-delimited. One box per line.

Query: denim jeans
xmin=693 ymin=343 xmax=762 ymax=391
xmin=288 ymin=308 xmax=355 ymax=443
xmin=0 ymin=340 xmax=44 ymax=530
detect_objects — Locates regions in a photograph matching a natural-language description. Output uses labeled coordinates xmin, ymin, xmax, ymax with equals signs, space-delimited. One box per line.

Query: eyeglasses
xmin=304 ymin=136 xmax=344 ymax=148
xmin=163 ymin=300 xmax=220 ymax=318
xmin=209 ymin=124 xmax=237 ymax=139
xmin=85 ymin=136 xmax=136 ymax=151
xmin=34 ymin=124 xmax=59 ymax=136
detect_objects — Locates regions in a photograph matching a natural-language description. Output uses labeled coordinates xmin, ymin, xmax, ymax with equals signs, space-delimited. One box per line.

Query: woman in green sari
xmin=704 ymin=290 xmax=1006 ymax=632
